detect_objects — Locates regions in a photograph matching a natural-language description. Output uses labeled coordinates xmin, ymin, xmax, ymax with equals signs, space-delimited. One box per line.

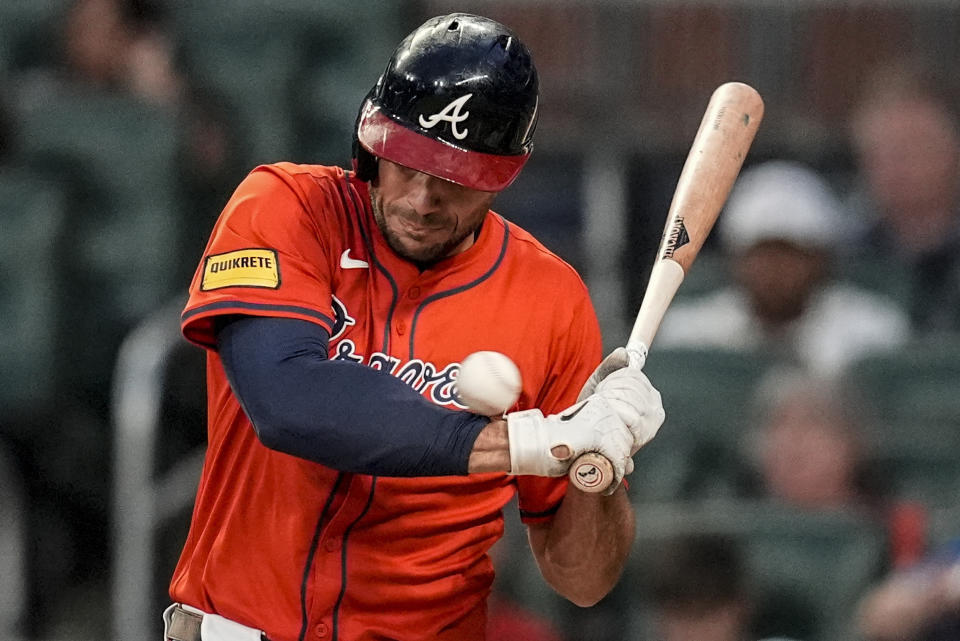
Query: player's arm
xmin=527 ymin=484 xmax=634 ymax=607
xmin=217 ymin=315 xmax=489 ymax=476
xmin=469 ymin=416 xmax=637 ymax=607
xmin=218 ymin=315 xmax=655 ymax=485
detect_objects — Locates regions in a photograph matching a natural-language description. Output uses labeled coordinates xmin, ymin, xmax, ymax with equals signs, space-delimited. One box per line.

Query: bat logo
xmin=419 ymin=94 xmax=472 ymax=140
xmin=574 ymin=462 xmax=604 ymax=488
xmin=661 ymin=217 xmax=690 ymax=259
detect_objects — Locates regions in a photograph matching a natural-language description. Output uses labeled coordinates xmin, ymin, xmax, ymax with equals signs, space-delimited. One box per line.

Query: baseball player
xmin=165 ymin=13 xmax=665 ymax=641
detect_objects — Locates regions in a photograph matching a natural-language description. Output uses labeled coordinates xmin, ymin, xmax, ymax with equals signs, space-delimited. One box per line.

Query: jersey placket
xmin=307 ymin=475 xmax=377 ymax=640
xmin=392 ymin=277 xmax=426 ymax=350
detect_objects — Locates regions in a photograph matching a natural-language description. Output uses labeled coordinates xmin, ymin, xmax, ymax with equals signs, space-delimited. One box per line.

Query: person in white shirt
xmin=656 ymin=160 xmax=910 ymax=377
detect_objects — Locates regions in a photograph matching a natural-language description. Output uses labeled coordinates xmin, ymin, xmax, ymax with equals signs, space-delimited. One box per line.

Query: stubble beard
xmin=370 ymin=187 xmax=482 ymax=266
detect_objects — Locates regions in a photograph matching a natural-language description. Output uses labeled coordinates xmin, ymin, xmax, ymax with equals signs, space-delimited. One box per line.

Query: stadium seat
xmin=927 ymin=503 xmax=960 ymax=550
xmin=844 ymin=337 xmax=960 ymax=430
xmin=865 ymin=427 xmax=960 ymax=507
xmin=0 ymin=0 xmax=66 ymax=74
xmin=835 ymin=254 xmax=913 ymax=305
xmin=0 ymin=168 xmax=66 ymax=413
xmin=629 ymin=347 xmax=776 ymax=501
xmin=13 ymin=83 xmax=182 ymax=326
xmin=616 ymin=500 xmax=888 ymax=641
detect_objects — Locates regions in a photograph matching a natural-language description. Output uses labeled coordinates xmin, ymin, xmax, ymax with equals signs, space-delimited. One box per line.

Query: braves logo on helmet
xmin=418 ymin=94 xmax=472 ymax=140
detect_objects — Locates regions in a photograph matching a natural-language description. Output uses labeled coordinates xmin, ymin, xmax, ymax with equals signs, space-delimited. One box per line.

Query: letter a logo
xmin=418 ymin=94 xmax=472 ymax=140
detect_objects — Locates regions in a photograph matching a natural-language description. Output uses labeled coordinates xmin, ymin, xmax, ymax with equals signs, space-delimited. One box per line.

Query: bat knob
xmin=569 ymin=452 xmax=615 ymax=493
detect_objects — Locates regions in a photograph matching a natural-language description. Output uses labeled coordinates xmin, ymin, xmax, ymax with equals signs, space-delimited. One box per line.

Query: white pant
xmin=163 ymin=604 xmax=264 ymax=641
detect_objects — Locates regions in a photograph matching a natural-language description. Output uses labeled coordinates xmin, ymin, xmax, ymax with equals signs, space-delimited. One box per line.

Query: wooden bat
xmin=569 ymin=82 xmax=765 ymax=493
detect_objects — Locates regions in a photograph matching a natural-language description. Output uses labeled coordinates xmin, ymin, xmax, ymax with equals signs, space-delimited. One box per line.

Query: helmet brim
xmin=356 ymin=101 xmax=529 ymax=192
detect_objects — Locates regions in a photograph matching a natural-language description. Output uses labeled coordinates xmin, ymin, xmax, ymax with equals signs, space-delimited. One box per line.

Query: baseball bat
xmin=569 ymin=82 xmax=764 ymax=493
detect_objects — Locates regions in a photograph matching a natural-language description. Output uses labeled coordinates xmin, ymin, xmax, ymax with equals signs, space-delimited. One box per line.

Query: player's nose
xmin=405 ymin=172 xmax=444 ymax=217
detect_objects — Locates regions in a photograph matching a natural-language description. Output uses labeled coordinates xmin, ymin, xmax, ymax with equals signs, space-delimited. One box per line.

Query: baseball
xmin=456 ymin=351 xmax=522 ymax=416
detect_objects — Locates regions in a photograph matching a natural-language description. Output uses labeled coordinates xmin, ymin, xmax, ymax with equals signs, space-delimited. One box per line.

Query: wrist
xmin=506 ymin=409 xmax=559 ymax=476
xmin=467 ymin=418 xmax=511 ymax=473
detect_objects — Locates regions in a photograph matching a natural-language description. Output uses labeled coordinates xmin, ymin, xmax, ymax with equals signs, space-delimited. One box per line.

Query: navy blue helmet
xmin=354 ymin=13 xmax=539 ymax=192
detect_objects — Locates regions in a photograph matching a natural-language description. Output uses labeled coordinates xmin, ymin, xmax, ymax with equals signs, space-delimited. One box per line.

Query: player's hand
xmin=505 ymin=394 xmax=634 ymax=490
xmin=577 ymin=347 xmax=631 ymax=402
xmin=593 ymin=367 xmax=665 ymax=453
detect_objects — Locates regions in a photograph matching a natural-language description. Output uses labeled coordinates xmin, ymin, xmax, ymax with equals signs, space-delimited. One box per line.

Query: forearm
xmin=529 ymin=485 xmax=635 ymax=607
xmin=467 ymin=418 xmax=511 ymax=472
xmin=218 ymin=316 xmax=487 ymax=476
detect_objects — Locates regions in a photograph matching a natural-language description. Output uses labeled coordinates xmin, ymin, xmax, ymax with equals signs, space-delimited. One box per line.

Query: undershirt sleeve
xmin=216 ymin=315 xmax=489 ymax=476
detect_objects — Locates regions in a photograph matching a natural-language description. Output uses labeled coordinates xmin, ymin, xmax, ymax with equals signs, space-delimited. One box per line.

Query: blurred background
xmin=2 ymin=0 xmax=960 ymax=640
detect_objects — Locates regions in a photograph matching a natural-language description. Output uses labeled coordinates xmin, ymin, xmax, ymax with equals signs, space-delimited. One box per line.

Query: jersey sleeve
xmin=181 ymin=165 xmax=337 ymax=349
xmin=516 ymin=286 xmax=604 ymax=524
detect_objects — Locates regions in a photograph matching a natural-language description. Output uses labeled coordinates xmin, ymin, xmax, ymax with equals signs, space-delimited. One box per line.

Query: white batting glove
xmin=506 ymin=394 xmax=634 ymax=488
xmin=594 ymin=367 xmax=665 ymax=453
xmin=577 ymin=347 xmax=632 ymax=402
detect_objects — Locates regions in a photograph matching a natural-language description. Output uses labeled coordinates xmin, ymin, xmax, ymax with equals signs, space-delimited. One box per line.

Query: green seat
xmin=835 ymin=254 xmax=913 ymax=307
xmin=845 ymin=338 xmax=960 ymax=429
xmin=620 ymin=500 xmax=888 ymax=641
xmin=927 ymin=504 xmax=960 ymax=550
xmin=0 ymin=168 xmax=67 ymax=413
xmin=672 ymin=250 xmax=732 ymax=300
xmin=867 ymin=432 xmax=960 ymax=507
xmin=630 ymin=347 xmax=776 ymax=501
xmin=0 ymin=0 xmax=67 ymax=73
xmin=14 ymin=84 xmax=182 ymax=325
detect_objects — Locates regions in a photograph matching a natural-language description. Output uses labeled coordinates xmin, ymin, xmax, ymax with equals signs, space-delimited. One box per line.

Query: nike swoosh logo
xmin=340 ymin=249 xmax=369 ymax=269
xmin=559 ymin=401 xmax=588 ymax=422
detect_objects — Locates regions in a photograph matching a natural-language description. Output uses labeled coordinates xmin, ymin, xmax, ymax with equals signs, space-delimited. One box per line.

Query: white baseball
xmin=456 ymin=351 xmax=522 ymax=416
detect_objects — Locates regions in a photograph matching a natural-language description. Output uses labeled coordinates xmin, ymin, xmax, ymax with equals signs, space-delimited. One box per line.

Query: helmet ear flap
xmin=352 ymin=144 xmax=378 ymax=182
xmin=352 ymin=89 xmax=379 ymax=182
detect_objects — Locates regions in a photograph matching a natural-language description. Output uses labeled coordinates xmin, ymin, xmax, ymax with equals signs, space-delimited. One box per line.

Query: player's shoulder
xmin=239 ymin=162 xmax=367 ymax=216
xmin=497 ymin=216 xmax=588 ymax=289
xmin=251 ymin=162 xmax=348 ymax=192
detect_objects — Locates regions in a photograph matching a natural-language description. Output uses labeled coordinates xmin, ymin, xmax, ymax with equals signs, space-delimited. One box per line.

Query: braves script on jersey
xmin=175 ymin=163 xmax=602 ymax=641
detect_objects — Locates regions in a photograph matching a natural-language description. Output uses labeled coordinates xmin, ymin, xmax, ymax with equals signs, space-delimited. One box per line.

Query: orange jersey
xmin=174 ymin=163 xmax=602 ymax=641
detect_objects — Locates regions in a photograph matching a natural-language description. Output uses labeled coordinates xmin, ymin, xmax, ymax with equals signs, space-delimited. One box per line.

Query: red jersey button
xmin=396 ymin=321 xmax=406 ymax=335
xmin=407 ymin=286 xmax=421 ymax=299
xmin=323 ymin=538 xmax=340 ymax=552
xmin=315 ymin=622 xmax=329 ymax=637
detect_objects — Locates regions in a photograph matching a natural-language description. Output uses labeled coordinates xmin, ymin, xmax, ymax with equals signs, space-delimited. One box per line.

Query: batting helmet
xmin=354 ymin=13 xmax=539 ymax=192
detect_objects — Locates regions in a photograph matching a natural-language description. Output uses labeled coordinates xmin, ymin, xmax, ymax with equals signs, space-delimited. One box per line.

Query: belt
xmin=167 ymin=605 xmax=271 ymax=641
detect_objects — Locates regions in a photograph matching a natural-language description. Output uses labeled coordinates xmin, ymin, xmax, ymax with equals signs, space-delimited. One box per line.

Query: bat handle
xmin=568 ymin=342 xmax=649 ymax=493
xmin=626 ymin=344 xmax=648 ymax=370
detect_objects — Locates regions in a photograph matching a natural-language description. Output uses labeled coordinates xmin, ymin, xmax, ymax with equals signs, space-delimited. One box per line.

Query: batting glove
xmin=594 ymin=367 xmax=665 ymax=453
xmin=506 ymin=393 xmax=634 ymax=489
xmin=577 ymin=347 xmax=632 ymax=402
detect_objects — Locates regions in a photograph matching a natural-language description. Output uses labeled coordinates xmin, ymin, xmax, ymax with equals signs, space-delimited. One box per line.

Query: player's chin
xmin=389 ymin=232 xmax=454 ymax=264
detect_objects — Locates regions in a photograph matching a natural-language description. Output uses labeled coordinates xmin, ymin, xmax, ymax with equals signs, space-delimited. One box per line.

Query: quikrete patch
xmin=201 ymin=248 xmax=280 ymax=290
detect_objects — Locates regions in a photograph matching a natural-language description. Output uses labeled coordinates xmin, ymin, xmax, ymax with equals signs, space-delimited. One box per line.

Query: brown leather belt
xmin=167 ymin=605 xmax=270 ymax=641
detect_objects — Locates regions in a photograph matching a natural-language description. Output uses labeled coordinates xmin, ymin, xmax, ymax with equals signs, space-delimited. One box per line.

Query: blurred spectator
xmin=60 ymin=0 xmax=182 ymax=104
xmin=739 ymin=368 xmax=927 ymax=567
xmin=857 ymin=539 xmax=960 ymax=641
xmin=657 ymin=160 xmax=910 ymax=377
xmin=847 ymin=58 xmax=960 ymax=333
xmin=644 ymin=532 xmax=808 ymax=641
xmin=22 ymin=0 xmax=247 ymax=274
xmin=647 ymin=532 xmax=754 ymax=641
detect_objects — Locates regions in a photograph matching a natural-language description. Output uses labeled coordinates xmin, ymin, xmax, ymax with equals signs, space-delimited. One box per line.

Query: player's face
xmin=370 ymin=160 xmax=496 ymax=266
